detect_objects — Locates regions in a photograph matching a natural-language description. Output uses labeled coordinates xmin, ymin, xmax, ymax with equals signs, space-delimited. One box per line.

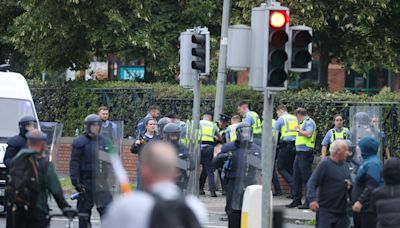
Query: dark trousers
xmin=293 ymin=151 xmax=314 ymax=204
xmin=316 ymin=209 xmax=349 ymax=228
xmin=277 ymin=141 xmax=296 ymax=191
xmin=217 ymin=168 xmax=226 ymax=191
xmin=13 ymin=206 xmax=47 ymax=228
xmin=77 ymin=184 xmax=112 ymax=228
xmin=5 ymin=190 xmax=13 ymax=228
xmin=200 ymin=145 xmax=216 ymax=192
xmin=272 ymin=150 xmax=282 ymax=194
xmin=353 ymin=211 xmax=377 ymax=228
xmin=225 ymin=179 xmax=241 ymax=228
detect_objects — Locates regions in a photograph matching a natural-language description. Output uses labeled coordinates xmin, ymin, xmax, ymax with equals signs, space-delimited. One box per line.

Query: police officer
xmin=70 ymin=114 xmax=113 ymax=228
xmin=287 ymin=108 xmax=317 ymax=209
xmin=3 ymin=115 xmax=37 ymax=228
xmin=157 ymin=117 xmax=172 ymax=139
xmin=199 ymin=112 xmax=221 ymax=197
xmin=236 ymin=101 xmax=262 ymax=146
xmin=163 ymin=123 xmax=192 ymax=190
xmin=321 ymin=114 xmax=349 ymax=158
xmin=225 ymin=115 xmax=241 ymax=143
xmin=213 ymin=122 xmax=261 ymax=228
xmin=274 ymin=104 xmax=298 ymax=197
xmin=218 ymin=114 xmax=230 ymax=144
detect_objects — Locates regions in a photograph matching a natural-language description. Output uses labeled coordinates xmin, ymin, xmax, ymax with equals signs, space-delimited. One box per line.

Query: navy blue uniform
xmin=70 ymin=134 xmax=113 ymax=228
xmin=4 ymin=134 xmax=27 ymax=169
xmin=175 ymin=143 xmax=192 ymax=190
xmin=213 ymin=142 xmax=261 ymax=228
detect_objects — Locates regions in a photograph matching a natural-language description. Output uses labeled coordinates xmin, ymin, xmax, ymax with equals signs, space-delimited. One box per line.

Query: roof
xmin=0 ymin=72 xmax=33 ymax=100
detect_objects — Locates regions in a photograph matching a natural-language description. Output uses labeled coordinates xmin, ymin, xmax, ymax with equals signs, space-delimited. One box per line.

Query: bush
xmin=30 ymin=81 xmax=400 ymax=155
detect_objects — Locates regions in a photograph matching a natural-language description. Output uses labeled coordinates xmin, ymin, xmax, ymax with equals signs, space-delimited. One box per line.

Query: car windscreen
xmin=0 ymin=98 xmax=36 ymax=138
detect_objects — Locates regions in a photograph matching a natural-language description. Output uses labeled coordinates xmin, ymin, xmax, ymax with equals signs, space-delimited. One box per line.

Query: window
xmin=345 ymin=69 xmax=391 ymax=92
xmin=288 ymin=61 xmax=319 ymax=88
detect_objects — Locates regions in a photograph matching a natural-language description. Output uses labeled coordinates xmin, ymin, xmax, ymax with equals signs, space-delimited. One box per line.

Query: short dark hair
xmin=164 ymin=112 xmax=177 ymax=119
xmin=276 ymin=104 xmax=287 ymax=112
xmin=148 ymin=105 xmax=160 ymax=112
xmin=237 ymin=100 xmax=248 ymax=107
xmin=294 ymin=107 xmax=307 ymax=116
xmin=98 ymin=106 xmax=109 ymax=112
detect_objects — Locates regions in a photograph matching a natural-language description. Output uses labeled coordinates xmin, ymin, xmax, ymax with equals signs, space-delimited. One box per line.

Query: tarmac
xmin=200 ymin=191 xmax=315 ymax=226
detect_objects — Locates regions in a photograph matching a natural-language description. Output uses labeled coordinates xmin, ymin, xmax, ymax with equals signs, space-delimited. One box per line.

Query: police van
xmin=0 ymin=71 xmax=40 ymax=207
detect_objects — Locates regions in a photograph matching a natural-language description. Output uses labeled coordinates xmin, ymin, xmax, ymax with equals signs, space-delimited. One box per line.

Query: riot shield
xmin=231 ymin=144 xmax=262 ymax=210
xmin=349 ymin=106 xmax=382 ymax=166
xmin=181 ymin=120 xmax=201 ymax=196
xmin=40 ymin=122 xmax=63 ymax=161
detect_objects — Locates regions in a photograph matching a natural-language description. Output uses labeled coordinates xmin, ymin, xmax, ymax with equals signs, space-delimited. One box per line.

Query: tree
xmin=6 ymin=0 xmax=223 ymax=81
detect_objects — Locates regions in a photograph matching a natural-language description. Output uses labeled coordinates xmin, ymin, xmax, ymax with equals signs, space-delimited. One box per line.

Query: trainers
xmin=199 ymin=190 xmax=205 ymax=195
xmin=298 ymin=204 xmax=310 ymax=209
xmin=210 ymin=191 xmax=217 ymax=197
xmin=285 ymin=201 xmax=301 ymax=208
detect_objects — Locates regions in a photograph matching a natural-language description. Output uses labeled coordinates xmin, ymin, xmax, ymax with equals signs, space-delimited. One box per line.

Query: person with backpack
xmin=101 ymin=141 xmax=207 ymax=228
xmin=4 ymin=115 xmax=37 ymax=228
xmin=9 ymin=129 xmax=72 ymax=228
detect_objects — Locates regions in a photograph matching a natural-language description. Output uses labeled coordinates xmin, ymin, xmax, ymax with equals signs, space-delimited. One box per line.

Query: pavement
xmin=0 ymin=192 xmax=315 ymax=228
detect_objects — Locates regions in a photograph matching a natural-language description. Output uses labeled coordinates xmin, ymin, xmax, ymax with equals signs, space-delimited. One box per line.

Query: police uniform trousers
xmin=77 ymin=179 xmax=112 ymax=228
xmin=292 ymin=150 xmax=314 ymax=204
xmin=277 ymin=141 xmax=296 ymax=190
xmin=225 ymin=178 xmax=241 ymax=228
xmin=272 ymin=150 xmax=282 ymax=194
xmin=199 ymin=144 xmax=216 ymax=192
xmin=316 ymin=209 xmax=349 ymax=228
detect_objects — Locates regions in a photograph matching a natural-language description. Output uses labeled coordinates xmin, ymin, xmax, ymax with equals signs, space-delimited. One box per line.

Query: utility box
xmin=227 ymin=25 xmax=251 ymax=71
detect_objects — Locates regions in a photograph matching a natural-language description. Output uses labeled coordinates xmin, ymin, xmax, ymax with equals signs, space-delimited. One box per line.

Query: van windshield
xmin=0 ymin=98 xmax=36 ymax=139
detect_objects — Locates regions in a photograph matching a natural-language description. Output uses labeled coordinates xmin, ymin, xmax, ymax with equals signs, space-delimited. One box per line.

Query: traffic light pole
xmin=192 ymin=71 xmax=201 ymax=131
xmin=261 ymin=89 xmax=275 ymax=228
xmin=213 ymin=0 xmax=231 ymax=122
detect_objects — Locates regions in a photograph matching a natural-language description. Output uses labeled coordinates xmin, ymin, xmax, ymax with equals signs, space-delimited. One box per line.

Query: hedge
xmin=29 ymin=80 xmax=400 ymax=155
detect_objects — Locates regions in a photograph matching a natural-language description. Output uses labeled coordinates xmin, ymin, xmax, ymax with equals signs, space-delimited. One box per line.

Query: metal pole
xmin=261 ymin=89 xmax=275 ymax=228
xmin=193 ymin=72 xmax=201 ymax=131
xmin=213 ymin=0 xmax=232 ymax=122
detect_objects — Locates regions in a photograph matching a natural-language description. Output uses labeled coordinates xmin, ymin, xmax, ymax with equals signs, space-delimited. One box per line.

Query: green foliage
xmin=29 ymin=81 xmax=400 ymax=155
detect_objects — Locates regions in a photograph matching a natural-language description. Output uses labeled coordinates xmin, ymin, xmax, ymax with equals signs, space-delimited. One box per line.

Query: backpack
xmin=148 ymin=192 xmax=202 ymax=228
xmin=7 ymin=153 xmax=48 ymax=207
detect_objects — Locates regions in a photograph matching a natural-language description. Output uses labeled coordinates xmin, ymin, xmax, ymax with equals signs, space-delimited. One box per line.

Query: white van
xmin=0 ymin=71 xmax=40 ymax=205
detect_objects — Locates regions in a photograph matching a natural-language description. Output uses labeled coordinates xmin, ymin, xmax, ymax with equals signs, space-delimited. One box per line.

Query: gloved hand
xmin=75 ymin=184 xmax=85 ymax=193
xmin=62 ymin=207 xmax=78 ymax=219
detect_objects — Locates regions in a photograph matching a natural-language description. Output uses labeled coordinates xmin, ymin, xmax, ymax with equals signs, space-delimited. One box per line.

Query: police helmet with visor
xmin=163 ymin=123 xmax=181 ymax=143
xmin=84 ymin=114 xmax=102 ymax=135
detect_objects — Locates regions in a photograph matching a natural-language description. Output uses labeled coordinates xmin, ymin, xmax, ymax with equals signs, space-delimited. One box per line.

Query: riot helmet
xmin=157 ymin=117 xmax=172 ymax=138
xmin=236 ymin=122 xmax=253 ymax=147
xmin=163 ymin=123 xmax=181 ymax=144
xmin=18 ymin=115 xmax=37 ymax=136
xmin=84 ymin=114 xmax=102 ymax=136
xmin=354 ymin=112 xmax=370 ymax=126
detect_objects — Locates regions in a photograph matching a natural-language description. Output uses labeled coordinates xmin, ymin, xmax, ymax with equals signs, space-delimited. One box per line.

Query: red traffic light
xmin=270 ymin=11 xmax=289 ymax=29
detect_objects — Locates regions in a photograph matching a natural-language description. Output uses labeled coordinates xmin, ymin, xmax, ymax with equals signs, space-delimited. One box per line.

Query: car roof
xmin=0 ymin=72 xmax=33 ymax=100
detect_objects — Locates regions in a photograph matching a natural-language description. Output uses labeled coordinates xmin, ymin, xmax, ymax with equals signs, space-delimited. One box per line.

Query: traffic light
xmin=191 ymin=32 xmax=210 ymax=75
xmin=289 ymin=26 xmax=312 ymax=72
xmin=266 ymin=8 xmax=289 ymax=89
xmin=179 ymin=30 xmax=195 ymax=88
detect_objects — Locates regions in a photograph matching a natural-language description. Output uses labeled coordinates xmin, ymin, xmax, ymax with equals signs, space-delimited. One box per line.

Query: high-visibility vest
xmin=200 ymin=119 xmax=215 ymax=142
xmin=329 ymin=127 xmax=349 ymax=145
xmin=295 ymin=117 xmax=317 ymax=149
xmin=245 ymin=111 xmax=262 ymax=135
xmin=280 ymin=114 xmax=298 ymax=139
xmin=226 ymin=123 xmax=239 ymax=142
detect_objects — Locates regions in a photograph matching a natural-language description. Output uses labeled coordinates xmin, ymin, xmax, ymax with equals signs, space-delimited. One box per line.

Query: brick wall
xmin=327 ymin=63 xmax=345 ymax=92
xmin=55 ymin=137 xmax=138 ymax=182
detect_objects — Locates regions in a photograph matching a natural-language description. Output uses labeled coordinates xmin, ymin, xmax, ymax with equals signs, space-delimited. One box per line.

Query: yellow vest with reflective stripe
xmin=329 ymin=127 xmax=349 ymax=145
xmin=200 ymin=120 xmax=215 ymax=142
xmin=245 ymin=111 xmax=262 ymax=135
xmin=295 ymin=117 xmax=317 ymax=149
xmin=227 ymin=123 xmax=239 ymax=142
xmin=280 ymin=114 xmax=298 ymax=139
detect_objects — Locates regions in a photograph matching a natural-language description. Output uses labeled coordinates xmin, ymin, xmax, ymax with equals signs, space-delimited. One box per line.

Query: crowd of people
xmin=3 ymin=101 xmax=399 ymax=228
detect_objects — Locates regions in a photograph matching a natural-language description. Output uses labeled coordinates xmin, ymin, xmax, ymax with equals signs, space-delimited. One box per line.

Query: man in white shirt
xmin=101 ymin=141 xmax=208 ymax=228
